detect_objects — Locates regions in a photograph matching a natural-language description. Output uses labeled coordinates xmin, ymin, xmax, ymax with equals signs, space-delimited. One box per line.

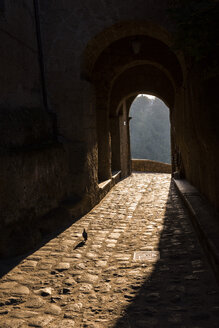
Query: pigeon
xmin=82 ymin=228 xmax=88 ymax=242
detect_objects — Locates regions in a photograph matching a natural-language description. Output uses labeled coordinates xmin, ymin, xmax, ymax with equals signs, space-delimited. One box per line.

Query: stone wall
xmin=132 ymin=159 xmax=172 ymax=174
xmin=0 ymin=1 xmax=75 ymax=257
xmin=0 ymin=1 xmax=42 ymax=108
xmin=172 ymin=73 xmax=219 ymax=212
xmin=0 ymin=0 xmax=218 ymax=257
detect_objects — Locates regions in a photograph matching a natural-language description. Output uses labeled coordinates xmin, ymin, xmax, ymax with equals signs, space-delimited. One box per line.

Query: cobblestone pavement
xmin=0 ymin=173 xmax=219 ymax=328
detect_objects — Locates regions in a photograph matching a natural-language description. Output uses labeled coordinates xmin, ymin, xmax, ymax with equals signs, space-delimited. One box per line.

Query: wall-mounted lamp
xmin=131 ymin=40 xmax=141 ymax=55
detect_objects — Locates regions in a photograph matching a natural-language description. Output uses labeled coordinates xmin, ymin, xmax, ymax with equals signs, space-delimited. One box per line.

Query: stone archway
xmin=81 ymin=21 xmax=184 ymax=181
xmin=81 ymin=20 xmax=185 ymax=82
xmin=108 ymin=64 xmax=175 ymax=177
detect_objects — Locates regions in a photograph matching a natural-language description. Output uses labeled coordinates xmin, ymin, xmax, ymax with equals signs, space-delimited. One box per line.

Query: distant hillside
xmin=130 ymin=95 xmax=171 ymax=164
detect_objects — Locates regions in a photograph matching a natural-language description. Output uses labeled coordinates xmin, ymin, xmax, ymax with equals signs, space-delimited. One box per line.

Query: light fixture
xmin=132 ymin=40 xmax=141 ymax=55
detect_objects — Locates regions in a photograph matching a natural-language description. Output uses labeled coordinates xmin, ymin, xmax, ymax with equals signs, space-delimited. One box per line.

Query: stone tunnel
xmin=0 ymin=1 xmax=219 ymax=327
xmin=0 ymin=1 xmax=218 ymax=259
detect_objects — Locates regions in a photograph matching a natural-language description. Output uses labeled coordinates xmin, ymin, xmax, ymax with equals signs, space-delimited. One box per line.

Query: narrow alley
xmin=0 ymin=173 xmax=218 ymax=328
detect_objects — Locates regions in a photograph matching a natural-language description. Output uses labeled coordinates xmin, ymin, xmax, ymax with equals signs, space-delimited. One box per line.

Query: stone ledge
xmin=98 ymin=171 xmax=122 ymax=201
xmin=173 ymin=178 xmax=219 ymax=282
xmin=112 ymin=170 xmax=121 ymax=183
xmin=132 ymin=159 xmax=171 ymax=173
xmin=98 ymin=179 xmax=111 ymax=190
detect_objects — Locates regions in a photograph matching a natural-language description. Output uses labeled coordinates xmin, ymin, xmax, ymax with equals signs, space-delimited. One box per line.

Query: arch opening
xmin=130 ymin=94 xmax=171 ymax=165
xmin=85 ymin=21 xmax=184 ymax=183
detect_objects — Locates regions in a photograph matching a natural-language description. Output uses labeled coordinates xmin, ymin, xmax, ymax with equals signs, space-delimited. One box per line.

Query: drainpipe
xmin=33 ymin=0 xmax=48 ymax=110
xmin=33 ymin=0 xmax=58 ymax=137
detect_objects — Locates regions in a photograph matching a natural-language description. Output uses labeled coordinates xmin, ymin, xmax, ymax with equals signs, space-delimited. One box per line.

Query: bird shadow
xmin=74 ymin=241 xmax=86 ymax=250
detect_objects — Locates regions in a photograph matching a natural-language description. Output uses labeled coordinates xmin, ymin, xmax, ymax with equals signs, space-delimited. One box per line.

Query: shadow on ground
xmin=0 ymin=214 xmax=82 ymax=278
xmin=113 ymin=182 xmax=218 ymax=328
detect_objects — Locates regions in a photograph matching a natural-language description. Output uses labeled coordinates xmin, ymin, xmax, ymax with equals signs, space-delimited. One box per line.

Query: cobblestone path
xmin=0 ymin=173 xmax=218 ymax=328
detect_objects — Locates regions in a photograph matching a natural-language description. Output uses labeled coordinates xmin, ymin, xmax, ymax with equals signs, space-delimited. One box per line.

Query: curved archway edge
xmin=81 ymin=20 xmax=184 ymax=84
